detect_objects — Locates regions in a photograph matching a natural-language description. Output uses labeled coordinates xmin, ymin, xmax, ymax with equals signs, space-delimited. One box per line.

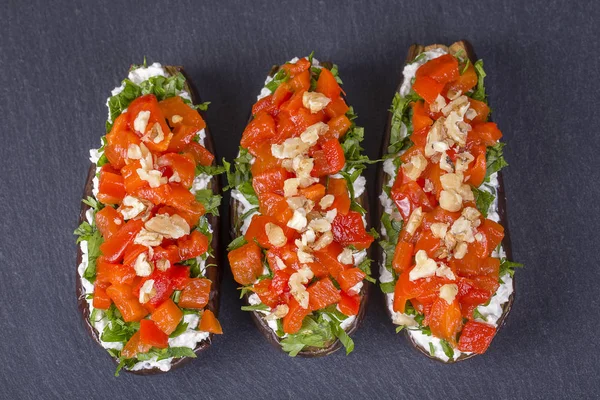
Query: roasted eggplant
xmin=227 ymin=56 xmax=374 ymax=356
xmin=378 ymin=41 xmax=519 ymax=362
xmin=76 ymin=64 xmax=222 ymax=374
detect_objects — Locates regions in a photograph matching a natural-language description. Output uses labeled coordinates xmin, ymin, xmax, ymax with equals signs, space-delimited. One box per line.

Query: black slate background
xmin=1 ymin=0 xmax=598 ymax=398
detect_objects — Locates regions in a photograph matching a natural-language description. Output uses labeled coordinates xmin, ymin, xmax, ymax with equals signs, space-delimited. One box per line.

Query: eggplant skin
xmin=229 ymin=62 xmax=371 ymax=357
xmin=377 ymin=41 xmax=515 ymax=363
xmin=76 ymin=66 xmax=221 ymax=375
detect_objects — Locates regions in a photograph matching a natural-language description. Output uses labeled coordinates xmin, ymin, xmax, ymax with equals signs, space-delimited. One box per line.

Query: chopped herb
xmin=395 ymin=325 xmax=405 ymax=333
xmin=380 ymin=281 xmax=395 ymax=294
xmin=194 ymin=189 xmax=222 ymax=216
xmin=471 ymin=60 xmax=487 ymax=102
xmin=227 ymin=236 xmax=248 ymax=251
xmin=195 ymin=164 xmax=226 ymax=176
xmin=485 ymin=142 xmax=509 ymax=180
xmin=169 ymin=321 xmax=189 ymax=338
xmin=387 ymin=92 xmax=421 ymax=155
xmin=429 ymin=342 xmax=436 ymax=356
xmin=194 ymin=101 xmax=211 ymax=111
xmin=440 ymin=340 xmax=455 ymax=360
xmin=499 ymin=258 xmax=524 ymax=278
xmin=241 ymin=303 xmax=270 ymax=312
xmin=472 ymin=186 xmax=495 ymax=217
xmin=265 ymin=69 xmax=289 ymax=93
xmin=356 ymin=258 xmax=376 ymax=283
xmin=473 ymin=308 xmax=486 ymax=321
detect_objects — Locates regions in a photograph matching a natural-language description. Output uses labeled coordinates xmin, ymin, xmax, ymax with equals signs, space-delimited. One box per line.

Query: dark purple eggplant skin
xmin=377 ymin=41 xmax=515 ymax=363
xmin=229 ymin=61 xmax=371 ymax=357
xmin=76 ymin=66 xmax=221 ymax=375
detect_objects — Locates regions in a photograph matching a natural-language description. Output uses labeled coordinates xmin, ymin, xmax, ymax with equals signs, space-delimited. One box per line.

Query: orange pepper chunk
xmin=338 ymin=292 xmax=360 ymax=316
xmin=150 ymin=298 xmax=183 ymax=335
xmin=199 ymin=310 xmax=223 ymax=334
xmin=99 ymin=219 xmax=144 ymax=263
xmin=316 ymin=68 xmax=342 ymax=99
xmin=326 ymin=177 xmax=351 ymax=214
xmin=121 ymin=331 xmax=152 ymax=359
xmin=139 ymin=319 xmax=169 ymax=349
xmin=178 ymin=278 xmax=211 ymax=309
xmin=308 ymin=277 xmax=341 ymax=311
xmin=158 ymin=95 xmax=206 ymax=131
xmin=228 ymin=241 xmax=263 ymax=285
xmin=95 ymin=206 xmax=123 ymax=239
xmin=106 ymin=283 xmax=148 ymax=322
xmin=283 ymin=297 xmax=311 ymax=334
xmin=336 ymin=268 xmax=366 ymax=294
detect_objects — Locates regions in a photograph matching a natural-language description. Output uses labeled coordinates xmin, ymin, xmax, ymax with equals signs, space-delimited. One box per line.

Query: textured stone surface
xmin=0 ymin=0 xmax=598 ymax=398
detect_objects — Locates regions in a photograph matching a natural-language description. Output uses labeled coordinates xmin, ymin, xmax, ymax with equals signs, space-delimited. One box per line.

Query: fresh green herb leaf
xmin=227 ymin=236 xmax=248 ymax=251
xmin=388 ymin=92 xmax=421 ymax=154
xmin=471 ymin=60 xmax=487 ymax=102
xmin=380 ymin=281 xmax=396 ymax=294
xmin=237 ymin=182 xmax=259 ymax=206
xmin=440 ymin=340 xmax=455 ymax=360
xmin=307 ymin=51 xmax=315 ymax=65
xmin=241 ymin=303 xmax=270 ymax=312
xmin=280 ymin=316 xmax=334 ymax=357
xmin=461 ymin=58 xmax=471 ymax=75
xmin=139 ymin=73 xmax=186 ymax=101
xmin=195 ymin=164 xmax=226 ymax=176
xmin=331 ymin=322 xmax=354 ymax=355
xmin=395 ymin=325 xmax=405 ymax=333
xmin=356 ymin=258 xmax=376 ymax=283
xmin=499 ymin=258 xmax=524 ymax=278
xmin=169 ymin=321 xmax=189 ymax=338
xmin=194 ymin=189 xmax=222 ymax=216
xmin=194 ymin=101 xmax=211 ymax=111
xmin=429 ymin=342 xmax=436 ymax=356
xmin=486 ymin=143 xmax=509 ymax=179
xmin=106 ymin=79 xmax=142 ymax=132
xmin=473 ymin=308 xmax=486 ymax=321
xmin=265 ymin=69 xmax=289 ymax=93
xmin=82 ymin=196 xmax=102 ymax=212
xmin=472 ymin=186 xmax=495 ymax=218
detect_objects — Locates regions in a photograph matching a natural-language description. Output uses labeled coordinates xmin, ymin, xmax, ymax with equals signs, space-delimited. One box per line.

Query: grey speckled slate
xmin=0 ymin=0 xmax=598 ymax=398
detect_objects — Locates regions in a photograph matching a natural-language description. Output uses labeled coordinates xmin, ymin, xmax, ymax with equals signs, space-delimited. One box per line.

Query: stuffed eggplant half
xmin=378 ymin=41 xmax=521 ymax=362
xmin=227 ymin=55 xmax=375 ymax=356
xmin=75 ymin=62 xmax=223 ymax=374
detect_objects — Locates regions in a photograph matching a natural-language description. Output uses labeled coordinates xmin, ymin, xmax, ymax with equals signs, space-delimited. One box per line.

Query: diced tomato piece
xmin=152 ymin=245 xmax=179 ymax=265
xmin=157 ymin=153 xmax=196 ymax=188
xmin=316 ymin=67 xmax=342 ymax=99
xmin=412 ymin=75 xmax=445 ymax=104
xmin=446 ymin=62 xmax=478 ymax=94
xmin=338 ymin=292 xmax=360 ymax=316
xmin=97 ymin=170 xmax=126 ymax=205
xmin=199 ymin=309 xmax=223 ymax=334
xmin=326 ymin=115 xmax=352 ymax=139
xmin=241 ymin=111 xmax=276 ymax=155
xmin=259 ymin=193 xmax=293 ymax=227
xmin=93 ymin=282 xmax=112 ymax=310
xmin=159 ymin=96 xmax=206 ymax=131
xmin=281 ymin=58 xmax=311 ymax=76
xmin=177 ymin=230 xmax=209 ymax=261
xmin=428 ymin=297 xmax=463 ymax=345
xmin=325 ymin=96 xmax=349 ymax=118
xmin=337 ymin=268 xmax=366 ymax=293
xmin=96 ymin=257 xmax=136 ymax=286
xmin=313 ymin=242 xmax=346 ymax=279
xmin=139 ymin=319 xmax=169 ymax=349
xmin=106 ymin=284 xmax=148 ymax=322
xmin=326 ymin=177 xmax=350 ymax=214
xmin=417 ymin=54 xmax=460 ymax=84
xmin=331 ymin=211 xmax=374 ymax=250
xmin=228 ymin=241 xmax=264 ymax=285
xmin=392 ymin=240 xmax=414 ymax=273
xmin=466 ymin=99 xmax=490 ymax=123
xmin=184 ymin=142 xmax=214 ymax=167
xmin=121 ymin=331 xmax=152 ymax=359
xmin=150 ymin=298 xmax=183 ymax=335
xmin=312 ymin=139 xmax=345 ymax=177
xmin=299 ymin=183 xmax=326 ymax=204
xmin=253 ymin=278 xmax=279 ymax=308
xmin=99 ymin=219 xmax=144 ymax=263
xmin=178 ymin=278 xmax=211 ymax=309
xmin=308 ymin=277 xmax=341 ymax=311
xmin=252 ymin=167 xmax=290 ymax=196
xmin=412 ymin=101 xmax=433 ymax=132
xmin=283 ymin=297 xmax=311 ymax=334
xmin=95 ymin=206 xmax=123 ymax=239
xmin=457 ymin=321 xmax=496 ymax=354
